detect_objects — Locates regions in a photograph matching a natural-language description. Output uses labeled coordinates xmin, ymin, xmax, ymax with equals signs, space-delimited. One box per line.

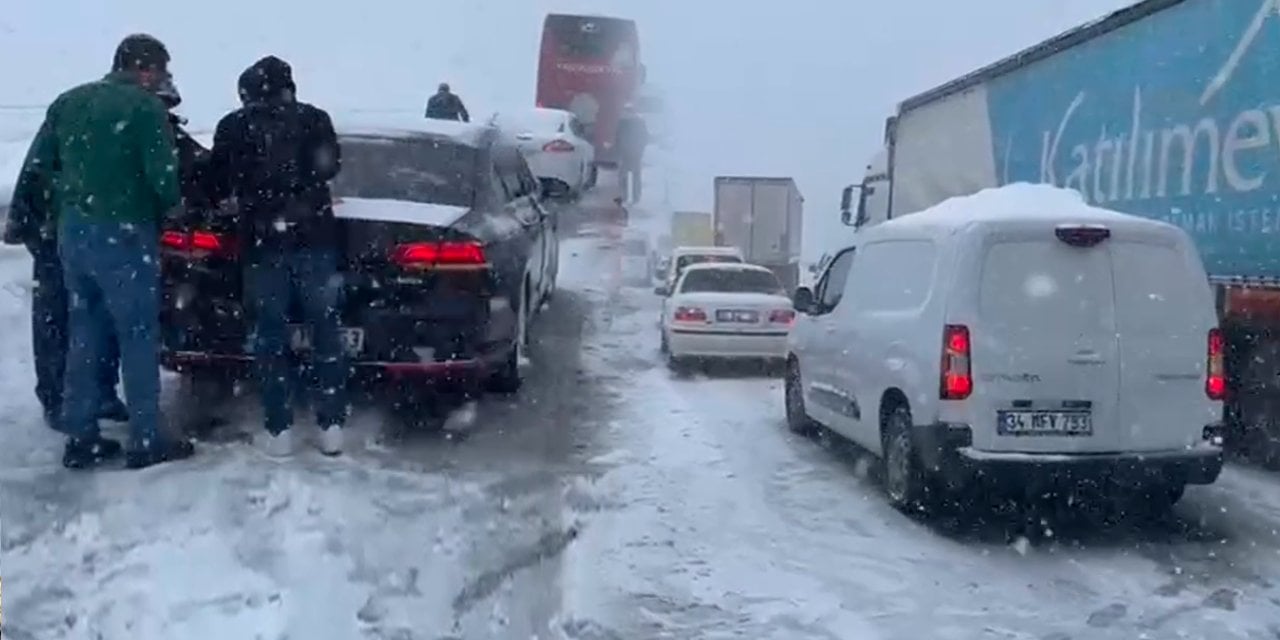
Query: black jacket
xmin=208 ymin=56 xmax=342 ymax=251
xmin=615 ymin=115 xmax=649 ymax=162
xmin=425 ymin=91 xmax=470 ymax=122
xmin=2 ymin=124 xmax=55 ymax=251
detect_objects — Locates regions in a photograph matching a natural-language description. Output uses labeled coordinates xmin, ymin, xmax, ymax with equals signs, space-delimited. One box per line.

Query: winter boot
xmin=62 ymin=436 xmax=124 ymax=470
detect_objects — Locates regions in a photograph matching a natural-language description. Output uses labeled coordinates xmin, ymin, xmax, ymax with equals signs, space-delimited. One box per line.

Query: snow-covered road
xmin=3 ymin=200 xmax=1280 ymax=639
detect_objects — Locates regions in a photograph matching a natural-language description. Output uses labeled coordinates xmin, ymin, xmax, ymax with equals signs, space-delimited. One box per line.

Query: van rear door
xmin=968 ymin=225 xmax=1123 ymax=454
xmin=1111 ymin=238 xmax=1218 ymax=452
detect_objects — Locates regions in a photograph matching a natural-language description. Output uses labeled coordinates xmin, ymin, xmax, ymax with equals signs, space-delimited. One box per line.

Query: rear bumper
xmin=914 ymin=423 xmax=1225 ymax=488
xmin=668 ymin=328 xmax=789 ymax=359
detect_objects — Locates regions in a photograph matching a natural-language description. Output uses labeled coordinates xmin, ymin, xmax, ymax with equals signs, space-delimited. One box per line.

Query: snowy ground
xmin=0 ymin=187 xmax=1279 ymax=639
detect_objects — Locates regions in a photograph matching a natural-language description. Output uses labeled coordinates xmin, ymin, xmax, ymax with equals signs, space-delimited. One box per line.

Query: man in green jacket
xmin=31 ymin=34 xmax=196 ymax=469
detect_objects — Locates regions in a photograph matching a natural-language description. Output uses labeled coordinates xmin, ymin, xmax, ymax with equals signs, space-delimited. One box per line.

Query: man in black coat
xmin=614 ymin=105 xmax=649 ymax=204
xmin=425 ymin=83 xmax=470 ymax=122
xmin=206 ymin=55 xmax=348 ymax=457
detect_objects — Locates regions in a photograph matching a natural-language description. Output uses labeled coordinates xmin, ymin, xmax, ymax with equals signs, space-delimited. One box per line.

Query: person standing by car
xmin=27 ymin=34 xmax=195 ymax=469
xmin=615 ymin=105 xmax=648 ymax=204
xmin=3 ymin=126 xmax=129 ymax=430
xmin=425 ymin=82 xmax=470 ymax=122
xmin=206 ymin=55 xmax=348 ymax=457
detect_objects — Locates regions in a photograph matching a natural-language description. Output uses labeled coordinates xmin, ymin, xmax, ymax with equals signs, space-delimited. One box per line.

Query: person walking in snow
xmin=206 ymin=55 xmax=348 ymax=457
xmin=3 ymin=125 xmax=129 ymax=430
xmin=614 ymin=105 xmax=648 ymax=204
xmin=22 ymin=33 xmax=195 ymax=469
xmin=425 ymin=82 xmax=470 ymax=123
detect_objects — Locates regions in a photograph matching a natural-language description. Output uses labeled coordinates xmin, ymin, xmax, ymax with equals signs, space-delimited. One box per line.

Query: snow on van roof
xmin=673 ymin=245 xmax=740 ymax=255
xmin=883 ymin=183 xmax=1171 ymax=232
xmin=683 ymin=261 xmax=771 ymax=273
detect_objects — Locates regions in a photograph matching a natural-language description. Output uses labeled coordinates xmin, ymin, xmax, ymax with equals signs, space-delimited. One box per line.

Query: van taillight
xmin=941 ymin=324 xmax=972 ymax=400
xmin=161 ymin=230 xmax=236 ymax=258
xmin=543 ymin=139 xmax=575 ymax=153
xmin=1055 ymin=224 xmax=1111 ymax=247
xmin=391 ymin=241 xmax=487 ymax=269
xmin=1207 ymin=328 xmax=1226 ymax=400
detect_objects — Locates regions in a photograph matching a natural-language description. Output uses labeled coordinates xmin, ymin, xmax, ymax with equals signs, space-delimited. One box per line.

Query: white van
xmin=786 ymin=185 xmax=1224 ymax=513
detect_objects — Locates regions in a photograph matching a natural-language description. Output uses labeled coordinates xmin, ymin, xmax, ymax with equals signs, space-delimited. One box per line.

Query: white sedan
xmin=496 ymin=108 xmax=596 ymax=199
xmin=659 ymin=262 xmax=795 ymax=366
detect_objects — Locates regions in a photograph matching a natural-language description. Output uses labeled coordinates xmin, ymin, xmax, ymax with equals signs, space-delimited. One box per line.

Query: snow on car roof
xmin=880 ymin=183 xmax=1173 ymax=234
xmin=682 ymin=261 xmax=770 ymax=273
xmin=332 ymin=113 xmax=493 ymax=147
xmin=672 ymin=245 xmax=740 ymax=255
xmin=494 ymin=108 xmax=570 ymax=133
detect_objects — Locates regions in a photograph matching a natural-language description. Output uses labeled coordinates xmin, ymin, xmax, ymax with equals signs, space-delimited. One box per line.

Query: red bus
xmin=536 ymin=14 xmax=642 ymax=167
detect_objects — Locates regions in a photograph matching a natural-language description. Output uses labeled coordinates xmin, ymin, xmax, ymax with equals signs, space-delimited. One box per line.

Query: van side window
xmin=849 ymin=240 xmax=936 ymax=312
xmin=815 ymin=248 xmax=856 ymax=311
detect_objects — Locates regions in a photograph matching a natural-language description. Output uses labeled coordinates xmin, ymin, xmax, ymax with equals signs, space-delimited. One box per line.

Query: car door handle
xmin=1068 ymin=351 xmax=1105 ymax=365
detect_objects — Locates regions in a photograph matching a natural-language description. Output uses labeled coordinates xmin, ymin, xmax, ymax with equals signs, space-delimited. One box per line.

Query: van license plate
xmin=290 ymin=326 xmax=365 ymax=356
xmin=997 ymin=410 xmax=1092 ymax=436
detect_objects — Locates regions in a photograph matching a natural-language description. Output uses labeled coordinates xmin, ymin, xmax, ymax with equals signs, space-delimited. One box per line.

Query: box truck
xmin=713 ymin=176 xmax=804 ymax=292
xmin=842 ymin=0 xmax=1280 ymax=464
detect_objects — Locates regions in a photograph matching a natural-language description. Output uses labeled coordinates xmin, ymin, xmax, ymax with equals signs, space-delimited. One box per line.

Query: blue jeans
xmin=31 ymin=240 xmax=120 ymax=418
xmin=58 ymin=212 xmax=160 ymax=449
xmin=246 ymin=248 xmax=348 ymax=435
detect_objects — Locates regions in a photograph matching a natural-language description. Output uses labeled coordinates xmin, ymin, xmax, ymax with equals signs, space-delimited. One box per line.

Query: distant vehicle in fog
xmin=655 ymin=245 xmax=745 ymax=297
xmin=537 ymin=13 xmax=642 ymax=167
xmin=713 ymin=176 xmax=803 ymax=293
xmin=496 ymin=107 xmax=596 ymax=199
xmin=619 ymin=228 xmax=652 ymax=286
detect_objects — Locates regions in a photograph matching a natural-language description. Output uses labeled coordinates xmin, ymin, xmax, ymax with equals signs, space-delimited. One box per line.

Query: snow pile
xmin=884 ymin=182 xmax=1176 ymax=230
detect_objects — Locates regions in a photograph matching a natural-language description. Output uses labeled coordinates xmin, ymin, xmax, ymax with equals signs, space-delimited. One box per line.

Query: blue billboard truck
xmin=842 ymin=0 xmax=1280 ymax=465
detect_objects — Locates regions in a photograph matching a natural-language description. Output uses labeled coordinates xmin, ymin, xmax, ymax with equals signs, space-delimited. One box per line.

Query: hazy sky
xmin=1 ymin=0 xmax=1135 ymax=255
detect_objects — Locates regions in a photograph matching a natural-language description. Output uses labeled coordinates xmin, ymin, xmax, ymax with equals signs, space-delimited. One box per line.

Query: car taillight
xmin=941 ymin=324 xmax=972 ymax=400
xmin=769 ymin=309 xmax=796 ymax=324
xmin=543 ymin=139 xmax=575 ymax=153
xmin=391 ymin=241 xmax=487 ymax=270
xmin=1207 ymin=328 xmax=1226 ymax=400
xmin=673 ymin=306 xmax=707 ymax=322
xmin=161 ymin=230 xmax=236 ymax=258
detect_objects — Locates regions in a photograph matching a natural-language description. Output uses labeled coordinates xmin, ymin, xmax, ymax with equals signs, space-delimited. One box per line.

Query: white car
xmin=660 ymin=262 xmax=795 ymax=366
xmin=786 ymin=185 xmax=1224 ymax=514
xmin=496 ymin=108 xmax=595 ymax=199
xmin=656 ymin=245 xmax=745 ymax=295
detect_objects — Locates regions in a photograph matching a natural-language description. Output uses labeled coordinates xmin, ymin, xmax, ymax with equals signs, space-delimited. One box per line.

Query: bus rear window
xmin=547 ymin=15 xmax=635 ymax=60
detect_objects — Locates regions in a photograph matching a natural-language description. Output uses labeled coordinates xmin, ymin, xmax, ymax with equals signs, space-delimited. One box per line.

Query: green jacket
xmin=28 ymin=71 xmax=179 ymax=226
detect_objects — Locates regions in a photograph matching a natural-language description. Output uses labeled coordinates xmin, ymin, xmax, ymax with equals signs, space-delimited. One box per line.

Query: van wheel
xmin=883 ymin=404 xmax=937 ymax=513
xmin=487 ymin=287 xmax=528 ymax=394
xmin=784 ymin=359 xmax=818 ymax=436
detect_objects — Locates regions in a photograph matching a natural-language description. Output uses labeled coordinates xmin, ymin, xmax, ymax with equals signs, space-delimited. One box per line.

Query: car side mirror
xmin=793 ymin=286 xmax=816 ymax=314
xmin=654 ymin=285 xmax=669 ymax=296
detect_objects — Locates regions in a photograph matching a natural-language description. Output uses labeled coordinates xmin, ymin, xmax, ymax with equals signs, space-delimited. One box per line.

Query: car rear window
xmin=332 ymin=137 xmax=476 ymax=208
xmin=675 ymin=254 xmax=741 ymax=274
xmin=978 ymin=240 xmax=1115 ymax=336
xmin=547 ymin=15 xmax=636 ymax=61
xmin=1112 ymin=241 xmax=1205 ymax=335
xmin=680 ymin=268 xmax=784 ymax=295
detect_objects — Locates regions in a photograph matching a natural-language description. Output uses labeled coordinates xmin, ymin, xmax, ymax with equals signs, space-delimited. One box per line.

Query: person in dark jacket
xmin=23 ymin=34 xmax=195 ymax=469
xmin=614 ymin=105 xmax=649 ymax=204
xmin=3 ymin=136 xmax=128 ymax=429
xmin=206 ymin=55 xmax=348 ymax=457
xmin=425 ymin=83 xmax=470 ymax=122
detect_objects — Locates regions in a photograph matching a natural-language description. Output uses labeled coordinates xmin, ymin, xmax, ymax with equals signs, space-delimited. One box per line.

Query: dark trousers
xmin=58 ymin=213 xmax=160 ymax=449
xmin=30 ymin=241 xmax=120 ymax=420
xmin=246 ymin=248 xmax=349 ymax=435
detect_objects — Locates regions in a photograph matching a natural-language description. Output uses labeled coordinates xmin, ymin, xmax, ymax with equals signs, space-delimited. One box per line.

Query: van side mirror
xmin=793 ymin=286 xmax=816 ymax=314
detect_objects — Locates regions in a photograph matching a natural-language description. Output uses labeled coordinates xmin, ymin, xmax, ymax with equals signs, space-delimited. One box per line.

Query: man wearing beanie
xmin=23 ymin=33 xmax=196 ymax=469
xmin=206 ymin=55 xmax=347 ymax=457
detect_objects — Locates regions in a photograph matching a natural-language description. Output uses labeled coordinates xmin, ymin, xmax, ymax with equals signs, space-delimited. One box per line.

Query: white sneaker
xmin=318 ymin=426 xmax=344 ymax=456
xmin=264 ymin=429 xmax=295 ymax=458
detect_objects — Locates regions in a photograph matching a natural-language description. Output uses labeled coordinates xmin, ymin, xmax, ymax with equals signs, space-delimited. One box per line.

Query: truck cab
xmin=841 ymin=141 xmax=891 ymax=231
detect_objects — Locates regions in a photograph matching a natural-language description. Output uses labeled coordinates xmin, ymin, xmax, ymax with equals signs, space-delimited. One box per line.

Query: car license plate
xmin=997 ymin=410 xmax=1092 ymax=436
xmin=290 ymin=325 xmax=364 ymax=356
xmin=715 ymin=309 xmax=758 ymax=323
